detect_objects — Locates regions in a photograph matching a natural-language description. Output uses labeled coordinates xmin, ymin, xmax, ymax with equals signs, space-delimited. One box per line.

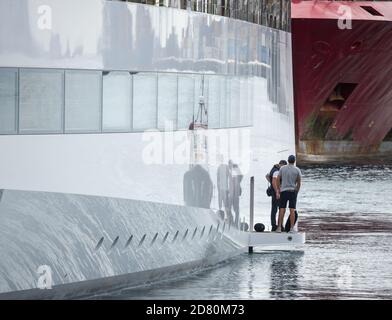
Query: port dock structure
xmin=247 ymin=231 xmax=306 ymax=253
xmin=247 ymin=176 xmax=306 ymax=253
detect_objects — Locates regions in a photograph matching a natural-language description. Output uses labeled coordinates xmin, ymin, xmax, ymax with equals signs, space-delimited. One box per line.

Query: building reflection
xmin=115 ymin=0 xmax=291 ymax=31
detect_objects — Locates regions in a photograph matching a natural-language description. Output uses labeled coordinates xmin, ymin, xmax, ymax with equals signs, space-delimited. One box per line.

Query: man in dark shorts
xmin=275 ymin=155 xmax=302 ymax=233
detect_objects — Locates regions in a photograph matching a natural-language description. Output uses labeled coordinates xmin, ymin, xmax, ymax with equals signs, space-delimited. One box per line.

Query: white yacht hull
xmin=0 ymin=0 xmax=295 ymax=298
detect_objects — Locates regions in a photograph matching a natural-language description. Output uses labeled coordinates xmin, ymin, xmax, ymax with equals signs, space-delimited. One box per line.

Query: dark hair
xmin=279 ymin=160 xmax=287 ymax=165
xmin=288 ymin=155 xmax=296 ymax=164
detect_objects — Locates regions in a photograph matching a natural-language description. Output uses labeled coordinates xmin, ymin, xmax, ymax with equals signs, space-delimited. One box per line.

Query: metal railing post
xmin=249 ymin=176 xmax=254 ymax=254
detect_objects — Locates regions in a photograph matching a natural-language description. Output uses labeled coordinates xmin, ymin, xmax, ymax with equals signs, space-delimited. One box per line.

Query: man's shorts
xmin=279 ymin=190 xmax=297 ymax=209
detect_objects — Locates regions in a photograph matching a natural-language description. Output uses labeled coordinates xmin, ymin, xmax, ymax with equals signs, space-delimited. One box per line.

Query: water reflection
xmin=269 ymin=251 xmax=303 ymax=299
xmin=90 ymin=251 xmax=305 ymax=300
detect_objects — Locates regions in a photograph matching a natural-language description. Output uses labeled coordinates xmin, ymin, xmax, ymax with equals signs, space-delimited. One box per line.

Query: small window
xmin=0 ymin=69 xmax=18 ymax=134
xmin=239 ymin=78 xmax=249 ymax=127
xmin=260 ymin=46 xmax=270 ymax=65
xmin=102 ymin=71 xmax=132 ymax=132
xmin=219 ymin=77 xmax=229 ymax=128
xmin=229 ymin=77 xmax=241 ymax=127
xmin=157 ymin=73 xmax=178 ymax=130
xmin=193 ymin=75 xmax=204 ymax=121
xmin=19 ymin=69 xmax=64 ymax=134
xmin=360 ymin=6 xmax=383 ymax=17
xmin=177 ymin=74 xmax=196 ymax=130
xmin=65 ymin=70 xmax=102 ymax=133
xmin=133 ymin=73 xmax=157 ymax=131
xmin=205 ymin=75 xmax=221 ymax=129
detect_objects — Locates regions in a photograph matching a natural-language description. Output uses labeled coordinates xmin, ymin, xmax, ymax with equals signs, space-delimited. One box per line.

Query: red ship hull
xmin=292 ymin=1 xmax=392 ymax=163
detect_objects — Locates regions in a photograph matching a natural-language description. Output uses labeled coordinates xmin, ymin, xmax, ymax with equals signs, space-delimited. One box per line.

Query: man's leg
xmin=277 ymin=191 xmax=287 ymax=231
xmin=289 ymin=192 xmax=297 ymax=231
xmin=271 ymin=195 xmax=278 ymax=230
xmin=277 ymin=207 xmax=286 ymax=230
xmin=289 ymin=208 xmax=296 ymax=230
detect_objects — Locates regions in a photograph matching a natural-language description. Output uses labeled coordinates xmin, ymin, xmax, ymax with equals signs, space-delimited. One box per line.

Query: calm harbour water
xmin=93 ymin=165 xmax=392 ymax=300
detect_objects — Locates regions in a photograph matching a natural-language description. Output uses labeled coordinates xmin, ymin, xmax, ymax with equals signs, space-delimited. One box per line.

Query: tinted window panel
xmin=103 ymin=71 xmax=132 ymax=132
xmin=219 ymin=77 xmax=229 ymax=128
xmin=248 ymin=77 xmax=254 ymax=126
xmin=65 ymin=70 xmax=101 ymax=133
xmin=229 ymin=77 xmax=240 ymax=127
xmin=0 ymin=69 xmax=17 ymax=134
xmin=178 ymin=74 xmax=195 ymax=130
xmin=133 ymin=73 xmax=157 ymax=131
xmin=158 ymin=73 xmax=177 ymax=130
xmin=240 ymin=78 xmax=249 ymax=126
xmin=19 ymin=69 xmax=63 ymax=133
xmin=194 ymin=75 xmax=204 ymax=117
xmin=206 ymin=75 xmax=221 ymax=129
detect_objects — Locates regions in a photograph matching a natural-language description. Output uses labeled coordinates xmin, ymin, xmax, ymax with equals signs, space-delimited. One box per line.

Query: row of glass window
xmin=0 ymin=68 xmax=253 ymax=135
xmin=117 ymin=0 xmax=291 ymax=31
